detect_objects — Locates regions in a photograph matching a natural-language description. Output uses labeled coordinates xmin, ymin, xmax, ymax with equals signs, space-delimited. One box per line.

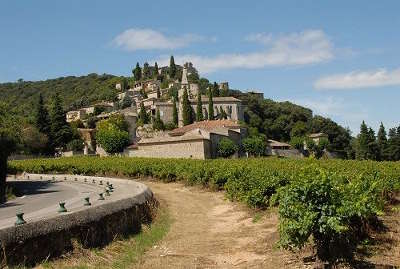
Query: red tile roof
xmin=169 ymin=120 xmax=242 ymax=136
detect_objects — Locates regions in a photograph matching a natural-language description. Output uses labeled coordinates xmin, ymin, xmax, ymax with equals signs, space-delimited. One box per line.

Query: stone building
xmin=125 ymin=120 xmax=246 ymax=159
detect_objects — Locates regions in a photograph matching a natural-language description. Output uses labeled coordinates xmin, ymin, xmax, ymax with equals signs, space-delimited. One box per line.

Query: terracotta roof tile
xmin=169 ymin=120 xmax=241 ymax=136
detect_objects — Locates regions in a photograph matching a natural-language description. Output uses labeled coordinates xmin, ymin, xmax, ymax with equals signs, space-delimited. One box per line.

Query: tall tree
xmin=153 ymin=108 xmax=164 ymax=130
xmin=387 ymin=126 xmax=400 ymax=161
xmin=169 ymin=56 xmax=176 ymax=79
xmin=356 ymin=121 xmax=370 ymax=160
xmin=212 ymin=82 xmax=220 ymax=97
xmin=208 ymin=87 xmax=214 ymax=120
xmin=35 ymin=93 xmax=51 ymax=136
xmin=181 ymin=87 xmax=193 ymax=126
xmin=172 ymin=97 xmax=178 ymax=127
xmin=196 ymin=93 xmax=203 ymax=121
xmin=154 ymin=62 xmax=159 ymax=78
xmin=138 ymin=102 xmax=149 ymax=124
xmin=377 ymin=122 xmax=388 ymax=160
xmin=133 ymin=62 xmax=142 ymax=81
xmin=49 ymin=93 xmax=72 ymax=150
xmin=143 ymin=62 xmax=151 ymax=79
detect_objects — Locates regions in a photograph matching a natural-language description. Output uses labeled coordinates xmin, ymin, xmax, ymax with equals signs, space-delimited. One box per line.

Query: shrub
xmin=66 ymin=139 xmax=84 ymax=152
xmin=217 ymin=138 xmax=238 ymax=158
xmin=96 ymin=116 xmax=130 ymax=154
xmin=242 ymin=136 xmax=266 ymax=156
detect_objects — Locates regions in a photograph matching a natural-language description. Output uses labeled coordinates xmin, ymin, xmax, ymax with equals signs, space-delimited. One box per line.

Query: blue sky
xmin=1 ymin=1 xmax=399 ymax=134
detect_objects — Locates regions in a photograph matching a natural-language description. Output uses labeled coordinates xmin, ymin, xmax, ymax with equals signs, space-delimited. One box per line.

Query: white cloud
xmin=314 ymin=68 xmax=400 ymax=90
xmin=156 ymin=29 xmax=333 ymax=73
xmin=113 ymin=28 xmax=206 ymax=51
xmin=285 ymin=96 xmax=367 ymax=134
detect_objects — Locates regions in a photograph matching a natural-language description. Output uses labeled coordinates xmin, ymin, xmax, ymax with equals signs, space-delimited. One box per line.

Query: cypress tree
xmin=181 ymin=87 xmax=193 ymax=126
xmin=50 ymin=93 xmax=72 ymax=150
xmin=154 ymin=62 xmax=159 ymax=78
xmin=172 ymin=98 xmax=178 ymax=127
xmin=212 ymin=82 xmax=220 ymax=97
xmin=143 ymin=62 xmax=150 ymax=79
xmin=133 ymin=62 xmax=142 ymax=81
xmin=169 ymin=56 xmax=176 ymax=79
xmin=356 ymin=121 xmax=369 ymax=160
xmin=196 ymin=93 xmax=203 ymax=121
xmin=153 ymin=108 xmax=164 ymax=130
xmin=138 ymin=102 xmax=148 ymax=124
xmin=35 ymin=93 xmax=51 ymax=136
xmin=377 ymin=122 xmax=388 ymax=160
xmin=208 ymin=87 xmax=214 ymax=120
xmin=157 ymin=87 xmax=161 ymax=99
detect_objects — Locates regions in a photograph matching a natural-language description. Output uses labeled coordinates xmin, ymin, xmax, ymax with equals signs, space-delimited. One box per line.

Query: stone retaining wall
xmin=0 ymin=183 xmax=157 ymax=267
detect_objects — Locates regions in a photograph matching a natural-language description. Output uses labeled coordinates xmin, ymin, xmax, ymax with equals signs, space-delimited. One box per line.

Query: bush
xmin=276 ymin=165 xmax=383 ymax=262
xmin=96 ymin=116 xmax=130 ymax=154
xmin=290 ymin=136 xmax=304 ymax=151
xmin=66 ymin=139 xmax=84 ymax=152
xmin=217 ymin=138 xmax=238 ymax=158
xmin=242 ymin=136 xmax=266 ymax=156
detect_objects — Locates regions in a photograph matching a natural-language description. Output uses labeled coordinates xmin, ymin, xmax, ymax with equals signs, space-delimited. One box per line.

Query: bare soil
xmin=136 ymin=180 xmax=400 ymax=269
xmin=135 ymin=181 xmax=310 ymax=269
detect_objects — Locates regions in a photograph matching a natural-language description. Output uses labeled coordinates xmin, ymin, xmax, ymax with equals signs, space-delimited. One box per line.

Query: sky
xmin=0 ymin=0 xmax=399 ymax=134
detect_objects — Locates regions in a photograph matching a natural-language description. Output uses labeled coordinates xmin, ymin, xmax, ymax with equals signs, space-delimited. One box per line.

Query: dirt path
xmin=136 ymin=180 xmax=306 ymax=269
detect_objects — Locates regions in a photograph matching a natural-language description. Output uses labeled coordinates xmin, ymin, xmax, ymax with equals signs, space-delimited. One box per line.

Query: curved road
xmin=0 ymin=174 xmax=150 ymax=229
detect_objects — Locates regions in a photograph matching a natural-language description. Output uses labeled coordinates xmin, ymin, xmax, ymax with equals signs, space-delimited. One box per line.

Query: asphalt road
xmin=0 ymin=174 xmax=149 ymax=229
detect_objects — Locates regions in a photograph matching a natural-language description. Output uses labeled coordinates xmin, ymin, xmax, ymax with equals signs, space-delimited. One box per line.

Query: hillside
xmin=0 ymin=73 xmax=352 ymax=156
xmin=0 ymin=74 xmax=123 ymax=120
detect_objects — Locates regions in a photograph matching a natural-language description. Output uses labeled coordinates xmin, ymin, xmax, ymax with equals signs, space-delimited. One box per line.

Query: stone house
xmin=125 ymin=120 xmax=246 ymax=159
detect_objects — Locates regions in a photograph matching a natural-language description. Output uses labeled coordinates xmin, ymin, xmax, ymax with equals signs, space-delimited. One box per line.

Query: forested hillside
xmin=0 ymin=72 xmax=353 ymax=157
xmin=0 ymin=74 xmax=123 ymax=121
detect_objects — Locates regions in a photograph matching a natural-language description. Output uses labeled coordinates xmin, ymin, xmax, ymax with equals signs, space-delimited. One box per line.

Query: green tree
xmin=133 ymin=62 xmax=142 ymax=81
xmin=154 ymin=62 xmax=159 ymax=78
xmin=35 ymin=93 xmax=51 ymax=136
xmin=138 ymin=102 xmax=149 ymax=125
xmin=143 ymin=62 xmax=151 ymax=79
xmin=169 ymin=56 xmax=176 ymax=79
xmin=120 ymin=94 xmax=132 ymax=109
xmin=356 ymin=121 xmax=370 ymax=160
xmin=0 ymin=103 xmax=18 ymax=203
xmin=377 ymin=122 xmax=388 ymax=160
xmin=157 ymin=87 xmax=161 ymax=99
xmin=172 ymin=98 xmax=178 ymax=127
xmin=208 ymin=87 xmax=214 ymax=120
xmin=96 ymin=117 xmax=130 ymax=154
xmin=290 ymin=121 xmax=308 ymax=138
xmin=212 ymin=82 xmax=220 ymax=97
xmin=50 ymin=93 xmax=72 ymax=150
xmin=181 ymin=87 xmax=193 ymax=126
xmin=290 ymin=136 xmax=305 ymax=151
xmin=217 ymin=138 xmax=238 ymax=158
xmin=387 ymin=126 xmax=400 ymax=161
xmin=153 ymin=109 xmax=164 ymax=130
xmin=242 ymin=136 xmax=266 ymax=157
xmin=196 ymin=93 xmax=203 ymax=121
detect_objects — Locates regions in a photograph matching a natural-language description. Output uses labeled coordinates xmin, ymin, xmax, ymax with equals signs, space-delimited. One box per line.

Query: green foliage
xmin=35 ymin=93 xmax=51 ymax=136
xmin=169 ymin=56 xmax=176 ymax=79
xmin=356 ymin=121 xmax=379 ymax=160
xmin=290 ymin=136 xmax=304 ymax=150
xmin=217 ymin=138 xmax=238 ymax=158
xmin=242 ymin=136 xmax=266 ymax=157
xmin=152 ymin=109 xmax=164 ymax=131
xmin=212 ymin=82 xmax=220 ymax=97
xmin=154 ymin=62 xmax=159 ymax=78
xmin=196 ymin=93 xmax=203 ymax=121
xmin=142 ymin=62 xmax=151 ymax=80
xmin=0 ymin=73 xmax=119 ymax=119
xmin=172 ymin=98 xmax=178 ymax=127
xmin=181 ymin=87 xmax=193 ymax=126
xmin=96 ymin=117 xmax=130 ymax=154
xmin=120 ymin=94 xmax=132 ymax=109
xmin=66 ymin=139 xmax=84 ymax=152
xmin=133 ymin=62 xmax=142 ymax=81
xmin=208 ymin=87 xmax=214 ymax=120
xmin=277 ymin=165 xmax=383 ymax=262
xmin=50 ymin=93 xmax=73 ymax=150
xmin=138 ymin=102 xmax=149 ymax=125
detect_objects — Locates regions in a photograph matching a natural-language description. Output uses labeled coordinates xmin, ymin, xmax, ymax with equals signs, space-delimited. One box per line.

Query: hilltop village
xmin=64 ymin=61 xmax=327 ymax=159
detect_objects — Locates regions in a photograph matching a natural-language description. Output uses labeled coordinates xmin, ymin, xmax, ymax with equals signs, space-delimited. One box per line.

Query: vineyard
xmin=8 ymin=157 xmax=400 ymax=263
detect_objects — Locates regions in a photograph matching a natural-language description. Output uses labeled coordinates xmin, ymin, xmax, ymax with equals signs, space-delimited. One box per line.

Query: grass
xmin=6 ymin=185 xmax=16 ymax=201
xmin=35 ymin=205 xmax=171 ymax=269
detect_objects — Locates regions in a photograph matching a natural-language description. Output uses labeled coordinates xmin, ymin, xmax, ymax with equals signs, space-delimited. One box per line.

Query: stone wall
xmin=127 ymin=139 xmax=211 ymax=159
xmin=0 ymin=187 xmax=156 ymax=267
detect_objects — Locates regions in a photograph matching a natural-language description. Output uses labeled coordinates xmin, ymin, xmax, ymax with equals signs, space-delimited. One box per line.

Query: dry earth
xmin=135 ymin=180 xmax=310 ymax=269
